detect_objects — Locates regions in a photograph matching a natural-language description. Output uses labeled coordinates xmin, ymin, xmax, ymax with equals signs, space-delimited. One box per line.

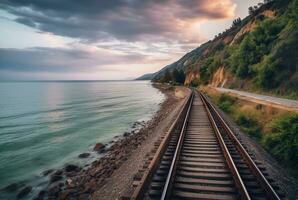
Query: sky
xmin=0 ymin=0 xmax=261 ymax=80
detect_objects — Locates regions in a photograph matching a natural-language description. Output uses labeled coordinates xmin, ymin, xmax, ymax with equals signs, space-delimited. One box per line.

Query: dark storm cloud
xmin=0 ymin=47 xmax=148 ymax=72
xmin=0 ymin=0 xmax=235 ymax=42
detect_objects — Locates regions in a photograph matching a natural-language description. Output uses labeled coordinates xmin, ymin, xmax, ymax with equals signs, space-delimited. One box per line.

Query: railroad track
xmin=131 ymin=90 xmax=282 ymax=200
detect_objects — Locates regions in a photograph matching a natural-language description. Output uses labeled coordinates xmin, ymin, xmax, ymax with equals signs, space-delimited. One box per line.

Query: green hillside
xmin=151 ymin=0 xmax=298 ymax=99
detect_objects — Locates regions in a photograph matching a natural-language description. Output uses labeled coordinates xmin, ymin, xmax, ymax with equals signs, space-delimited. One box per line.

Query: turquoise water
xmin=0 ymin=81 xmax=164 ymax=196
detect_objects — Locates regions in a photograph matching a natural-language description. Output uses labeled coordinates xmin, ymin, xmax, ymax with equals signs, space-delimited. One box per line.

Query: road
xmin=214 ymin=87 xmax=298 ymax=110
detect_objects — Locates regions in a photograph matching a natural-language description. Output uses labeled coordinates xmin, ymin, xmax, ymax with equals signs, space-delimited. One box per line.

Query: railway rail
xmin=131 ymin=90 xmax=282 ymax=200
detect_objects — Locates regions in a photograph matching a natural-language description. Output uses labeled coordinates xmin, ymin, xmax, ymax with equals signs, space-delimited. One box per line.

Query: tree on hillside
xmin=248 ymin=5 xmax=260 ymax=15
xmin=264 ymin=0 xmax=274 ymax=4
xmin=232 ymin=18 xmax=242 ymax=27
xmin=248 ymin=6 xmax=255 ymax=15
xmin=172 ymin=69 xmax=185 ymax=84
xmin=162 ymin=69 xmax=172 ymax=83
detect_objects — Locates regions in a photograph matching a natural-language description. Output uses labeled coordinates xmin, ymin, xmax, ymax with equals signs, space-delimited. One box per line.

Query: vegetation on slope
xmin=263 ymin=113 xmax=298 ymax=168
xmin=148 ymin=0 xmax=298 ymax=177
xmin=205 ymin=89 xmax=298 ymax=176
xmin=152 ymin=0 xmax=298 ymax=98
xmin=159 ymin=68 xmax=185 ymax=85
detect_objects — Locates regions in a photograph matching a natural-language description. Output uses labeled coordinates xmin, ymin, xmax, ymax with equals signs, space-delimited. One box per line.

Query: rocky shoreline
xmin=1 ymin=116 xmax=149 ymax=200
xmin=2 ymin=84 xmax=188 ymax=200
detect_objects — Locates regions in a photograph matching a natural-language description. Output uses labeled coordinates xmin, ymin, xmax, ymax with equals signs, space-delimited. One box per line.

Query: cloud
xmin=0 ymin=46 xmax=174 ymax=80
xmin=0 ymin=0 xmax=237 ymax=80
xmin=0 ymin=0 xmax=236 ymax=43
xmin=0 ymin=47 xmax=149 ymax=72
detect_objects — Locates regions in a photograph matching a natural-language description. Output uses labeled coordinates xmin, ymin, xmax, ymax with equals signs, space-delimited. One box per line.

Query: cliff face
xmin=184 ymin=72 xmax=199 ymax=85
xmin=210 ymin=67 xmax=226 ymax=87
xmin=149 ymin=0 xmax=298 ymax=97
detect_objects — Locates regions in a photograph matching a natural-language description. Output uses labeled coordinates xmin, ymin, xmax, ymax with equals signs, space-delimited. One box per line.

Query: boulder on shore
xmin=50 ymin=175 xmax=63 ymax=183
xmin=93 ymin=143 xmax=105 ymax=152
xmin=17 ymin=186 xmax=32 ymax=199
xmin=123 ymin=132 xmax=130 ymax=137
xmin=42 ymin=169 xmax=54 ymax=176
xmin=64 ymin=164 xmax=80 ymax=172
xmin=78 ymin=153 xmax=90 ymax=158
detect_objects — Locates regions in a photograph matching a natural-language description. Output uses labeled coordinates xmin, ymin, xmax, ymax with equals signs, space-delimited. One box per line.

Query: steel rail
xmin=199 ymin=92 xmax=251 ymax=200
xmin=160 ymin=91 xmax=194 ymax=200
xmin=200 ymin=92 xmax=281 ymax=200
xmin=131 ymin=90 xmax=193 ymax=200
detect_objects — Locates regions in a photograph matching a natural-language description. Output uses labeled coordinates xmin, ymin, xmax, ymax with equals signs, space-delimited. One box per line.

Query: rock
xmin=65 ymin=171 xmax=76 ymax=177
xmin=93 ymin=143 xmax=105 ymax=152
xmin=54 ymin=170 xmax=63 ymax=176
xmin=48 ymin=185 xmax=61 ymax=197
xmin=2 ymin=183 xmax=18 ymax=192
xmin=78 ymin=193 xmax=89 ymax=200
xmin=65 ymin=178 xmax=73 ymax=186
xmin=33 ymin=190 xmax=47 ymax=200
xmin=42 ymin=169 xmax=54 ymax=176
xmin=120 ymin=196 xmax=131 ymax=200
xmin=123 ymin=132 xmax=130 ymax=137
xmin=78 ymin=153 xmax=90 ymax=158
xmin=133 ymin=171 xmax=143 ymax=181
xmin=50 ymin=175 xmax=63 ymax=183
xmin=59 ymin=190 xmax=72 ymax=200
xmin=17 ymin=186 xmax=32 ymax=199
xmin=84 ymin=180 xmax=97 ymax=193
xmin=64 ymin=164 xmax=80 ymax=172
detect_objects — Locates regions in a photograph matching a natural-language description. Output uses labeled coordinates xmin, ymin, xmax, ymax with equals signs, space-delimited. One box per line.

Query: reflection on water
xmin=0 ymin=81 xmax=164 ymax=199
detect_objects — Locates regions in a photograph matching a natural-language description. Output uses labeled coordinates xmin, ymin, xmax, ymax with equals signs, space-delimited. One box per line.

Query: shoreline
xmin=90 ymin=85 xmax=189 ymax=200
xmin=6 ymin=84 xmax=189 ymax=200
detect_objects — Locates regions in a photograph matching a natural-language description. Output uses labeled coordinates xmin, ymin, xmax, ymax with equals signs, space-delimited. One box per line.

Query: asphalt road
xmin=215 ymin=87 xmax=298 ymax=109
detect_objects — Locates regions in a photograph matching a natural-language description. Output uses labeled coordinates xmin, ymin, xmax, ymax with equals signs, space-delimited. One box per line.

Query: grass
xmin=215 ymin=94 xmax=262 ymax=139
xmin=202 ymin=87 xmax=298 ymax=177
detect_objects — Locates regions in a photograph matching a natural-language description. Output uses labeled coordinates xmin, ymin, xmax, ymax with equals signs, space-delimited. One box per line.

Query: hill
xmin=135 ymin=73 xmax=156 ymax=80
xmin=147 ymin=0 xmax=298 ymax=98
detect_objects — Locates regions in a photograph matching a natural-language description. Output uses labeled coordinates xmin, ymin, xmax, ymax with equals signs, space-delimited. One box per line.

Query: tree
xmin=264 ymin=0 xmax=274 ymax=4
xmin=172 ymin=69 xmax=185 ymax=84
xmin=177 ymin=69 xmax=186 ymax=84
xmin=248 ymin=6 xmax=255 ymax=15
xmin=234 ymin=36 xmax=258 ymax=78
xmin=163 ymin=69 xmax=172 ymax=83
xmin=232 ymin=18 xmax=242 ymax=27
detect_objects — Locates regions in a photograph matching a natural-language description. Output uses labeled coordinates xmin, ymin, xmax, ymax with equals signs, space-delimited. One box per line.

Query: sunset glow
xmin=0 ymin=0 xmax=261 ymax=80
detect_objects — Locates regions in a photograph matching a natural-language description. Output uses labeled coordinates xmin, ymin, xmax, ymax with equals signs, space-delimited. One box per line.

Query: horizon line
xmin=0 ymin=79 xmax=148 ymax=82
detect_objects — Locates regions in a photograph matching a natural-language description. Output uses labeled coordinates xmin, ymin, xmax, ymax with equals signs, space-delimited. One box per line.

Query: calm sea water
xmin=0 ymin=81 xmax=164 ymax=197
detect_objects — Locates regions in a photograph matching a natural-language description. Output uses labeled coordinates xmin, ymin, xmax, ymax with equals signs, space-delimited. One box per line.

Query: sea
xmin=0 ymin=80 xmax=164 ymax=199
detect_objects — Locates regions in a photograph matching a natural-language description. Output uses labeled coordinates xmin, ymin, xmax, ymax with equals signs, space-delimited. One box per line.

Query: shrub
xmin=236 ymin=114 xmax=262 ymax=139
xmin=199 ymin=65 xmax=210 ymax=84
xmin=254 ymin=55 xmax=281 ymax=88
xmin=263 ymin=113 xmax=298 ymax=166
xmin=217 ymin=94 xmax=235 ymax=113
xmin=190 ymin=78 xmax=200 ymax=87
xmin=218 ymin=94 xmax=235 ymax=104
xmin=219 ymin=101 xmax=233 ymax=113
